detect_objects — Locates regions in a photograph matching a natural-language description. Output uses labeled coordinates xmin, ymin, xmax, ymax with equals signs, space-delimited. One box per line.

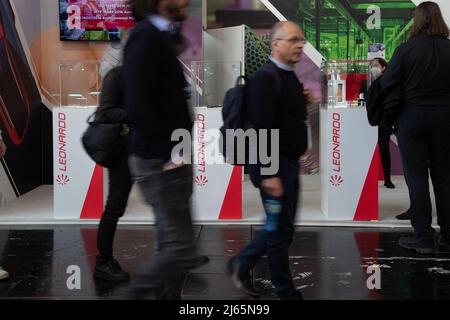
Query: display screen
xmin=59 ymin=0 xmax=135 ymax=41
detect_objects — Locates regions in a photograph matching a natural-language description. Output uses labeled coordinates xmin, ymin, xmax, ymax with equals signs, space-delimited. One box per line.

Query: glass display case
xmin=321 ymin=60 xmax=371 ymax=109
xmin=190 ymin=61 xmax=241 ymax=108
xmin=58 ymin=61 xmax=100 ymax=107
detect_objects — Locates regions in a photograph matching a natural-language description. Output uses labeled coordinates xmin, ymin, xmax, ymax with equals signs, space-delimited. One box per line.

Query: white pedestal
xmin=191 ymin=107 xmax=242 ymax=221
xmin=320 ymin=107 xmax=379 ymax=221
xmin=52 ymin=106 xmax=243 ymax=221
xmin=53 ymin=106 xmax=107 ymax=219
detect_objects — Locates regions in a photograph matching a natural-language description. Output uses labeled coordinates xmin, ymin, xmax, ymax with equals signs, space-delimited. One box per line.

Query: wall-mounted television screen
xmin=59 ymin=0 xmax=135 ymax=41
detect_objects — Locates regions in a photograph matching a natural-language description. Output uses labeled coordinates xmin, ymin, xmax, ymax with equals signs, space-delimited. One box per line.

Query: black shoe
xmin=384 ymin=181 xmax=395 ymax=189
xmin=94 ymin=258 xmax=130 ymax=282
xmin=225 ymin=258 xmax=260 ymax=298
xmin=395 ymin=210 xmax=411 ymax=220
xmin=281 ymin=290 xmax=304 ymax=300
xmin=398 ymin=235 xmax=434 ymax=254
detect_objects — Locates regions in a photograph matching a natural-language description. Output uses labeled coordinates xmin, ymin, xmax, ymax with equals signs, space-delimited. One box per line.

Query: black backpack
xmin=81 ymin=111 xmax=130 ymax=168
xmin=219 ymin=63 xmax=282 ymax=165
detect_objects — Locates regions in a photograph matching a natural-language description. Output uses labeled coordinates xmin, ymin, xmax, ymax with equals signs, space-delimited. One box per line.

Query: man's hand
xmin=0 ymin=139 xmax=6 ymax=158
xmin=261 ymin=177 xmax=284 ymax=198
xmin=304 ymin=89 xmax=315 ymax=105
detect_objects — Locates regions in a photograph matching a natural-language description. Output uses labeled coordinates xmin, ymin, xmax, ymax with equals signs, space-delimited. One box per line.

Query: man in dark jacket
xmin=380 ymin=2 xmax=450 ymax=254
xmin=123 ymin=0 xmax=206 ymax=299
xmin=225 ymin=21 xmax=312 ymax=300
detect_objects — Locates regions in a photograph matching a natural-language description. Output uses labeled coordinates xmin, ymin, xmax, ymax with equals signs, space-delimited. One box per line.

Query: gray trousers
xmin=128 ymin=155 xmax=196 ymax=298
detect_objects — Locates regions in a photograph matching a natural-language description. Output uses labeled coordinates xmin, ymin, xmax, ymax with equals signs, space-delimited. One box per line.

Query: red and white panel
xmin=191 ymin=107 xmax=242 ymax=221
xmin=53 ymin=107 xmax=105 ymax=220
xmin=320 ymin=108 xmax=378 ymax=221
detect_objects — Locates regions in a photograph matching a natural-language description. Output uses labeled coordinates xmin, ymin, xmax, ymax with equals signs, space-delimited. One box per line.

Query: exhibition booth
xmin=1 ymin=0 xmax=448 ymax=225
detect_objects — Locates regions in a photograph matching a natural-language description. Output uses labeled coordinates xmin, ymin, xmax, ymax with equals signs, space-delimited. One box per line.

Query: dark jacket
xmin=245 ymin=61 xmax=308 ymax=160
xmin=366 ymin=75 xmax=403 ymax=127
xmin=380 ymin=35 xmax=450 ymax=108
xmin=123 ymin=19 xmax=193 ymax=161
xmin=95 ymin=66 xmax=127 ymax=124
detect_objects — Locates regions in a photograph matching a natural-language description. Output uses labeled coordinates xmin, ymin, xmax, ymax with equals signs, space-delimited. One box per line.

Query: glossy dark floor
xmin=1 ymin=225 xmax=450 ymax=300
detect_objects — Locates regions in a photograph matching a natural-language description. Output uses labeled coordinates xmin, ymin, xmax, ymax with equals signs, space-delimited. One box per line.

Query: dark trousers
xmin=236 ymin=156 xmax=299 ymax=299
xmin=97 ymin=156 xmax=133 ymax=259
xmin=378 ymin=124 xmax=392 ymax=183
xmin=397 ymin=107 xmax=450 ymax=242
xmin=127 ymin=154 xmax=196 ymax=299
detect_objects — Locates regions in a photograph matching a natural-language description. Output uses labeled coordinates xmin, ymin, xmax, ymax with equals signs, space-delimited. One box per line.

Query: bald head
xmin=270 ymin=21 xmax=301 ymax=42
xmin=270 ymin=21 xmax=305 ymax=66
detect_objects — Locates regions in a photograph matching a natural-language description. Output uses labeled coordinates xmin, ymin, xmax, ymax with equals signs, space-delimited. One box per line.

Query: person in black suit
xmin=380 ymin=1 xmax=450 ymax=254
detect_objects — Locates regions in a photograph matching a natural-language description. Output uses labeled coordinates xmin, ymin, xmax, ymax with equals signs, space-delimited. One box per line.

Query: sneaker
xmin=225 ymin=258 xmax=260 ymax=298
xmin=94 ymin=258 xmax=130 ymax=282
xmin=395 ymin=210 xmax=411 ymax=220
xmin=0 ymin=267 xmax=9 ymax=280
xmin=384 ymin=181 xmax=395 ymax=189
xmin=398 ymin=235 xmax=434 ymax=254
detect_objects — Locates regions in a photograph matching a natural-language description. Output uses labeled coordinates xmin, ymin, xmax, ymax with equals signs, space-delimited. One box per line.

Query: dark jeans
xmin=127 ymin=154 xmax=196 ymax=298
xmin=236 ymin=156 xmax=299 ymax=299
xmin=379 ymin=124 xmax=392 ymax=183
xmin=97 ymin=156 xmax=133 ymax=260
xmin=397 ymin=107 xmax=450 ymax=242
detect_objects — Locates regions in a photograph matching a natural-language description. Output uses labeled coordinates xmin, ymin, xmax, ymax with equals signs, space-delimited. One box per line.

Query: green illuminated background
xmin=206 ymin=0 xmax=415 ymax=174
xmin=208 ymin=0 xmax=416 ymax=60
xmin=269 ymin=0 xmax=415 ymax=60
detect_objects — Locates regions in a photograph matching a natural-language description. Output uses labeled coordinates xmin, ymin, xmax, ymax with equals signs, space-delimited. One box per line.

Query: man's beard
xmin=167 ymin=4 xmax=188 ymax=22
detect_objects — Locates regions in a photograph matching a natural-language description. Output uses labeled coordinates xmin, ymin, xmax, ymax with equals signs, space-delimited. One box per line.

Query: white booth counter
xmin=320 ymin=60 xmax=379 ymax=221
xmin=53 ymin=106 xmax=106 ymax=220
xmin=52 ymin=106 xmax=243 ymax=221
xmin=191 ymin=107 xmax=242 ymax=221
xmin=320 ymin=106 xmax=378 ymax=221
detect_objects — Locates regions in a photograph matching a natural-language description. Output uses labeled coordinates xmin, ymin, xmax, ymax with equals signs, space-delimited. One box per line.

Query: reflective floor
xmin=0 ymin=225 xmax=450 ymax=300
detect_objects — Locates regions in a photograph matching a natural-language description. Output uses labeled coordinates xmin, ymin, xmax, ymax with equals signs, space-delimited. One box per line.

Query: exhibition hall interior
xmin=0 ymin=0 xmax=450 ymax=300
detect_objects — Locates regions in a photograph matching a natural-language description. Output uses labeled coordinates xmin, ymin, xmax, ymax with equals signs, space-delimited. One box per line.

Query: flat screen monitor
xmin=59 ymin=0 xmax=135 ymax=41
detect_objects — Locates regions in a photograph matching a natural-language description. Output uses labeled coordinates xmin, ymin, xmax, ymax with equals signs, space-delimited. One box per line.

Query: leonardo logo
xmin=330 ymin=174 xmax=343 ymax=187
xmin=195 ymin=175 xmax=208 ymax=186
xmin=56 ymin=174 xmax=70 ymax=186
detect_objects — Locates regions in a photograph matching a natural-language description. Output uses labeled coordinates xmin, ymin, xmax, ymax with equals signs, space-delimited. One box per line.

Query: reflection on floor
xmin=1 ymin=225 xmax=449 ymax=300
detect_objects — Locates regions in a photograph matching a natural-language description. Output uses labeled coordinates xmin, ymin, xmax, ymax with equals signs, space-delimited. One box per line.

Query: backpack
xmin=219 ymin=63 xmax=282 ymax=165
xmin=81 ymin=110 xmax=130 ymax=168
xmin=366 ymin=76 xmax=384 ymax=126
xmin=366 ymin=75 xmax=403 ymax=127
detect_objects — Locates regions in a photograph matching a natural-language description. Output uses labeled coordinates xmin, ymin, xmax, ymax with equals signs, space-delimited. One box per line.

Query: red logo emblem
xmin=195 ymin=175 xmax=208 ymax=186
xmin=56 ymin=174 xmax=70 ymax=186
xmin=330 ymin=174 xmax=343 ymax=187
